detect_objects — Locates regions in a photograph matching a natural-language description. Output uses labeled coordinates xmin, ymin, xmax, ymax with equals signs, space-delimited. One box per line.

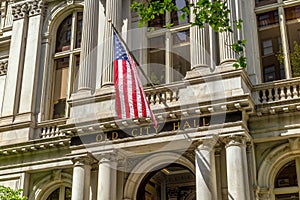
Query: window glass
xmin=257 ymin=10 xmax=279 ymax=27
xmin=171 ymin=0 xmax=189 ymax=26
xmin=46 ymin=187 xmax=72 ymax=200
xmin=172 ymin=31 xmax=190 ymax=81
xmin=285 ymin=5 xmax=300 ymax=21
xmin=53 ymin=58 xmax=69 ymax=119
xmin=46 ymin=188 xmax=60 ymax=200
xmin=275 ymin=161 xmax=297 ymax=188
xmin=76 ymin=12 xmax=83 ymax=49
xmin=255 ymin=0 xmax=277 ymax=7
xmin=56 ymin=15 xmax=72 ymax=52
xmin=262 ymin=39 xmax=273 ymax=56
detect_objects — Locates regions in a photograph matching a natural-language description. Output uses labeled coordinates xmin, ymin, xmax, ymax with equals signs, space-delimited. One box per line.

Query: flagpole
xmin=108 ymin=19 xmax=157 ymax=88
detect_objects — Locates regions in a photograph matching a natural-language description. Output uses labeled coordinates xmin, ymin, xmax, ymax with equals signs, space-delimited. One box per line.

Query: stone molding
xmin=223 ymin=135 xmax=247 ymax=148
xmin=0 ymin=60 xmax=8 ymax=75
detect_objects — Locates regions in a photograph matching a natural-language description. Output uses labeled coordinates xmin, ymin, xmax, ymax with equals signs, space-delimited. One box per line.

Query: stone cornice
xmin=0 ymin=137 xmax=70 ymax=156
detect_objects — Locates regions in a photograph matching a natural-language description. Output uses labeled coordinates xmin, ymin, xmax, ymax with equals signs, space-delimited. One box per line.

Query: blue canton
xmin=114 ymin=33 xmax=129 ymax=61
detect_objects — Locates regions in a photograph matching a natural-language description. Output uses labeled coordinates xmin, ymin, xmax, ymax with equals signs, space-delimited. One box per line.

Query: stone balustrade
xmin=253 ymin=78 xmax=300 ymax=104
xmin=38 ymin=119 xmax=67 ymax=138
xmin=145 ymin=86 xmax=179 ymax=105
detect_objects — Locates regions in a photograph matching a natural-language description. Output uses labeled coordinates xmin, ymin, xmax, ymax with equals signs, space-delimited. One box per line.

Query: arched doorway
xmin=137 ymin=164 xmax=196 ymax=200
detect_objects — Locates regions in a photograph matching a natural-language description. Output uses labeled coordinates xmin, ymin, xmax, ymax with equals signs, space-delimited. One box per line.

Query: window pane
xmin=46 ymin=188 xmax=60 ymax=200
xmin=56 ymin=14 xmax=72 ymax=52
xmin=255 ymin=0 xmax=277 ymax=7
xmin=258 ymin=25 xmax=284 ymax=82
xmin=53 ymin=57 xmax=69 ymax=119
xmin=73 ymin=55 xmax=80 ymax=93
xmin=172 ymin=31 xmax=190 ymax=81
xmin=285 ymin=5 xmax=300 ymax=21
xmin=171 ymin=0 xmax=189 ymax=26
xmin=275 ymin=193 xmax=299 ymax=200
xmin=257 ymin=10 xmax=279 ymax=27
xmin=275 ymin=161 xmax=297 ymax=188
xmin=76 ymin=12 xmax=83 ymax=49
xmin=149 ymin=36 xmax=165 ymax=84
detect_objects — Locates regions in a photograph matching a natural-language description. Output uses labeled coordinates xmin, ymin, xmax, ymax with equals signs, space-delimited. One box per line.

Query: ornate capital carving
xmin=28 ymin=0 xmax=44 ymax=17
xmin=72 ymin=155 xmax=97 ymax=166
xmin=0 ymin=60 xmax=8 ymax=75
xmin=223 ymin=135 xmax=247 ymax=148
xmin=195 ymin=135 xmax=219 ymax=151
xmin=12 ymin=2 xmax=28 ymax=20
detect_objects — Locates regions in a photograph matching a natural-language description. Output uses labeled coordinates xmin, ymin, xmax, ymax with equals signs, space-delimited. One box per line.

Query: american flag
xmin=113 ymin=32 xmax=157 ymax=126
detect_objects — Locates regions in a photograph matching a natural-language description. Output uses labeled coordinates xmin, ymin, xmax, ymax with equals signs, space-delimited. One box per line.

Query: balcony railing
xmin=253 ymin=78 xmax=300 ymax=104
xmin=145 ymin=84 xmax=182 ymax=106
xmin=37 ymin=118 xmax=67 ymax=138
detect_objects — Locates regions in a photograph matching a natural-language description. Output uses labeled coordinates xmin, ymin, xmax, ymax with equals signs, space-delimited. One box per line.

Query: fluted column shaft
xmin=219 ymin=0 xmax=241 ymax=65
xmin=71 ymin=157 xmax=93 ymax=200
xmin=190 ymin=0 xmax=210 ymax=70
xmin=195 ymin=138 xmax=218 ymax=200
xmin=78 ymin=0 xmax=99 ymax=92
xmin=97 ymin=155 xmax=117 ymax=200
xmin=225 ymin=136 xmax=250 ymax=200
xmin=101 ymin=0 xmax=121 ymax=86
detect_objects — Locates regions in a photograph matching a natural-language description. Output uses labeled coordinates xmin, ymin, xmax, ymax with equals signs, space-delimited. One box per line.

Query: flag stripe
xmin=113 ymin=32 xmax=157 ymax=126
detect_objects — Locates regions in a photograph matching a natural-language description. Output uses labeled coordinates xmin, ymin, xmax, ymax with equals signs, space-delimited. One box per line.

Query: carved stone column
xmin=1 ymin=2 xmax=28 ymax=121
xmin=101 ymin=0 xmax=121 ymax=86
xmin=18 ymin=0 xmax=44 ymax=122
xmin=77 ymin=0 xmax=99 ymax=93
xmin=71 ymin=156 xmax=95 ymax=200
xmin=195 ymin=137 xmax=218 ymax=200
xmin=224 ymin=135 xmax=250 ymax=200
xmin=97 ymin=153 xmax=117 ymax=200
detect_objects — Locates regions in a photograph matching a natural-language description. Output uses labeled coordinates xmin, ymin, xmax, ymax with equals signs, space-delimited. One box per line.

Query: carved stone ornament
xmin=12 ymin=2 xmax=28 ymax=20
xmin=0 ymin=60 xmax=8 ymax=75
xmin=223 ymin=135 xmax=247 ymax=148
xmin=72 ymin=155 xmax=97 ymax=166
xmin=28 ymin=0 xmax=44 ymax=16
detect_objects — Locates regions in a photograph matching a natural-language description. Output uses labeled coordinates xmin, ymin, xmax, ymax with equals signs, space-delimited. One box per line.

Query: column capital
xmin=223 ymin=135 xmax=247 ymax=148
xmin=72 ymin=155 xmax=97 ymax=166
xmin=12 ymin=2 xmax=28 ymax=20
xmin=28 ymin=0 xmax=44 ymax=17
xmin=195 ymin=135 xmax=219 ymax=151
xmin=96 ymin=152 xmax=118 ymax=164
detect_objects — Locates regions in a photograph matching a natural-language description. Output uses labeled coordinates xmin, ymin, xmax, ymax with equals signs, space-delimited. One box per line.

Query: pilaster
xmin=17 ymin=0 xmax=45 ymax=122
xmin=1 ymin=2 xmax=28 ymax=122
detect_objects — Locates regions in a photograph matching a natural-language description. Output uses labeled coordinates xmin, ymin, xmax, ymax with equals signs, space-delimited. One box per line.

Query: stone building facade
xmin=0 ymin=0 xmax=300 ymax=199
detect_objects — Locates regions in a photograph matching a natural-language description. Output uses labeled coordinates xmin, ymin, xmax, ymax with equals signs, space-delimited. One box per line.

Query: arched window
xmin=51 ymin=11 xmax=82 ymax=119
xmin=46 ymin=186 xmax=71 ymax=200
xmin=274 ymin=160 xmax=299 ymax=199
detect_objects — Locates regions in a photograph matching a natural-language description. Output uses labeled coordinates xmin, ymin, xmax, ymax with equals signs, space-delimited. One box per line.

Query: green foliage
xmin=130 ymin=0 xmax=247 ymax=69
xmin=290 ymin=41 xmax=300 ymax=77
xmin=276 ymin=41 xmax=300 ymax=77
xmin=0 ymin=185 xmax=27 ymax=200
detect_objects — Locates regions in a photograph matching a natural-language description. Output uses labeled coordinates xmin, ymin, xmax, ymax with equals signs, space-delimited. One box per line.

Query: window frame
xmin=49 ymin=9 xmax=83 ymax=120
xmin=255 ymin=0 xmax=300 ymax=82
